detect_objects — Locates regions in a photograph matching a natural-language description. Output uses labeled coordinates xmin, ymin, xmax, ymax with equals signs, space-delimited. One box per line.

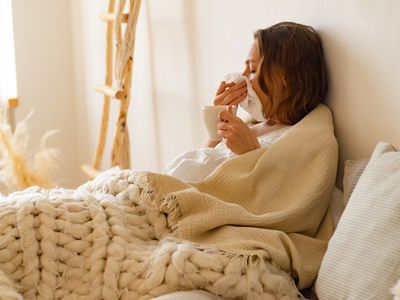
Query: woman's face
xmin=242 ymin=40 xmax=285 ymax=121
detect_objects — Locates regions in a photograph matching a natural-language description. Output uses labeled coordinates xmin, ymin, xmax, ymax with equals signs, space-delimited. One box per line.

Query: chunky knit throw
xmin=0 ymin=104 xmax=337 ymax=299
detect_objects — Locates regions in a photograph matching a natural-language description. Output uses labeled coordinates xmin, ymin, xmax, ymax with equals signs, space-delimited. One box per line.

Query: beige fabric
xmin=0 ymin=104 xmax=337 ymax=298
xmin=0 ymin=269 xmax=21 ymax=300
xmin=328 ymin=187 xmax=344 ymax=229
xmin=0 ymin=177 xmax=299 ymax=300
xmin=146 ymin=104 xmax=338 ymax=288
xmin=316 ymin=141 xmax=400 ymax=300
xmin=342 ymin=158 xmax=369 ymax=206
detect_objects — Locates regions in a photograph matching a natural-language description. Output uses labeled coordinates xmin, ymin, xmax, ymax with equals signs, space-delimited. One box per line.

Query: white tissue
xmin=223 ymin=72 xmax=266 ymax=122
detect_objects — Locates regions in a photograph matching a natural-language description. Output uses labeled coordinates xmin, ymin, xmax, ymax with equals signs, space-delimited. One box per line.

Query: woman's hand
xmin=217 ymin=106 xmax=260 ymax=155
xmin=214 ymin=80 xmax=247 ymax=106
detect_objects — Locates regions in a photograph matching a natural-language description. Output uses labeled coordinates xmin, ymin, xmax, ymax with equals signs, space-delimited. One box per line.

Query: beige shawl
xmin=144 ymin=103 xmax=338 ymax=289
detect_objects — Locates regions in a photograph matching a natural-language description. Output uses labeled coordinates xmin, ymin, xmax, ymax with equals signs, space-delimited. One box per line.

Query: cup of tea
xmin=202 ymin=105 xmax=238 ymax=141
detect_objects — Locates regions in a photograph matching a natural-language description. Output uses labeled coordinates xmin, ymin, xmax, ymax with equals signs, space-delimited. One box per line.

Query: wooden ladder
xmin=82 ymin=0 xmax=142 ymax=179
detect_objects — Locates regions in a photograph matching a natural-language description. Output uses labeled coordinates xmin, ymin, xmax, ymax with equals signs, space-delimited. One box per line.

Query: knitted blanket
xmin=0 ymin=104 xmax=337 ymax=299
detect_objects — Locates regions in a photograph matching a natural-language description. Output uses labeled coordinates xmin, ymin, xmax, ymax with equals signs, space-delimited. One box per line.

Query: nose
xmin=242 ymin=66 xmax=249 ymax=78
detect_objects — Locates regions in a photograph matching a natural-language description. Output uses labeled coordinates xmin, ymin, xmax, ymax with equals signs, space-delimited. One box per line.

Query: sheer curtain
xmin=0 ymin=0 xmax=18 ymax=107
xmin=129 ymin=0 xmax=203 ymax=171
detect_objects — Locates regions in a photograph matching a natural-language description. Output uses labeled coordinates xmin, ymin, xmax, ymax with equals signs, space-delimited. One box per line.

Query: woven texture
xmin=0 ymin=105 xmax=337 ymax=299
xmin=0 ymin=269 xmax=21 ymax=300
xmin=316 ymin=141 xmax=400 ymax=300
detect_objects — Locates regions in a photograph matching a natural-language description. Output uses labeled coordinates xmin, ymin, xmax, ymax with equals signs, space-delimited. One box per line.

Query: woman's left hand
xmin=217 ymin=107 xmax=260 ymax=155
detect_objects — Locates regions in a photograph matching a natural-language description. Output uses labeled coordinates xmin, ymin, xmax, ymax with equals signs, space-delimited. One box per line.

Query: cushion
xmin=342 ymin=158 xmax=369 ymax=206
xmin=316 ymin=141 xmax=400 ymax=300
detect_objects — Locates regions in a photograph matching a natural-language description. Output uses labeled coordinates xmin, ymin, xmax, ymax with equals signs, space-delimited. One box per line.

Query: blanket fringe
xmin=160 ymin=194 xmax=182 ymax=232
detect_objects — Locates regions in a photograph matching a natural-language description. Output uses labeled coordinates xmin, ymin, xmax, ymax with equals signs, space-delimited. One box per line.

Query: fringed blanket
xmin=0 ymin=104 xmax=337 ymax=299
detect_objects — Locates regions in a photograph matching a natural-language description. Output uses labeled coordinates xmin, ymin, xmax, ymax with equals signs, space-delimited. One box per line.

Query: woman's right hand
xmin=217 ymin=106 xmax=260 ymax=155
xmin=213 ymin=80 xmax=247 ymax=106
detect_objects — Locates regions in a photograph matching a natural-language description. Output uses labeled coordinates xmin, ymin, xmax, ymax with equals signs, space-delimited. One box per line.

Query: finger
xmin=229 ymin=86 xmax=248 ymax=101
xmin=215 ymin=81 xmax=226 ymax=95
xmin=225 ymin=80 xmax=247 ymax=94
xmin=216 ymin=81 xmax=235 ymax=95
xmin=217 ymin=93 xmax=232 ymax=105
xmin=217 ymin=121 xmax=230 ymax=130
xmin=214 ymin=94 xmax=225 ymax=105
xmin=218 ymin=85 xmax=247 ymax=105
xmin=217 ymin=129 xmax=231 ymax=138
xmin=230 ymin=91 xmax=248 ymax=105
xmin=214 ymin=88 xmax=235 ymax=105
xmin=234 ymin=80 xmax=247 ymax=89
xmin=214 ymin=82 xmax=236 ymax=105
xmin=218 ymin=110 xmax=238 ymax=122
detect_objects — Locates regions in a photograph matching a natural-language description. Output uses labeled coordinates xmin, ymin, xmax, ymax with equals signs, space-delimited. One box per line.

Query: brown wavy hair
xmin=255 ymin=22 xmax=328 ymax=124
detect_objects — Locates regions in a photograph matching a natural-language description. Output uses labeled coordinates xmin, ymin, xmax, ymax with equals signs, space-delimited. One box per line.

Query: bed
xmin=2 ymin=4 xmax=400 ymax=297
xmin=3 ymin=96 xmax=399 ymax=300
xmin=1 ymin=98 xmax=399 ymax=300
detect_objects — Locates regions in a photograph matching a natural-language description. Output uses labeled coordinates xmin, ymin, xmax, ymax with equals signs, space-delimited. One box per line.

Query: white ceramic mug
xmin=202 ymin=105 xmax=238 ymax=141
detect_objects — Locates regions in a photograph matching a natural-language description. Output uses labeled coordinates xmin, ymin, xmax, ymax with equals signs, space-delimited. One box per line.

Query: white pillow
xmin=316 ymin=141 xmax=400 ymax=300
xmin=342 ymin=158 xmax=369 ymax=206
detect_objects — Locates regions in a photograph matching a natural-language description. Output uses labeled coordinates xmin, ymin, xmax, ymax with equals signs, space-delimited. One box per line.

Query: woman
xmin=213 ymin=21 xmax=328 ymax=153
xmin=165 ymin=22 xmax=329 ymax=182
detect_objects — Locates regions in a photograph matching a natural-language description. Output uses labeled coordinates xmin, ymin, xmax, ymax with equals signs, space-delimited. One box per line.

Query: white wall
xmin=191 ymin=0 xmax=400 ymax=184
xmin=12 ymin=0 xmax=79 ymax=187
xmin=10 ymin=0 xmax=400 ymax=187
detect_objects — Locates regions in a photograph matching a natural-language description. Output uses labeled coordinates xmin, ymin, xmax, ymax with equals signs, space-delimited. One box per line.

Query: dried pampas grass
xmin=0 ymin=111 xmax=59 ymax=194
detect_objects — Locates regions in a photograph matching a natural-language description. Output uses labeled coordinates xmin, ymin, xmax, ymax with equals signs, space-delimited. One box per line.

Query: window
xmin=0 ymin=0 xmax=18 ymax=106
